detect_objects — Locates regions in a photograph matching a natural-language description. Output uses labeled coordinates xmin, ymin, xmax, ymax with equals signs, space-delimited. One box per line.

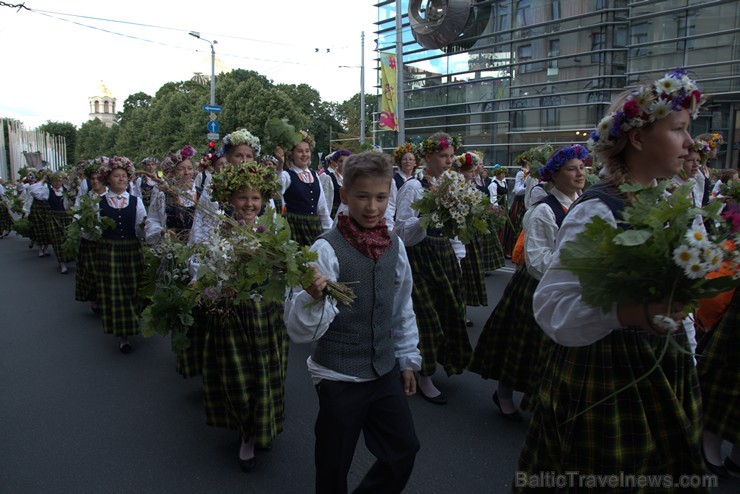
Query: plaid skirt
xmin=697 ymin=291 xmax=740 ymax=444
xmin=469 ymin=266 xmax=545 ymax=400
xmin=513 ymin=328 xmax=704 ymax=492
xmin=284 ymin=212 xmax=323 ymax=247
xmin=95 ymin=238 xmax=144 ymax=337
xmin=48 ymin=210 xmax=73 ymax=263
xmin=175 ymin=306 xmax=208 ymax=379
xmin=29 ymin=199 xmax=51 ymax=245
xmin=406 ymin=236 xmax=470 ymax=376
xmin=201 ymin=300 xmax=287 ymax=448
xmin=480 ymin=230 xmax=505 ymax=272
xmin=460 ymin=236 xmax=488 ymax=307
xmin=0 ymin=203 xmax=13 ymax=234
xmin=503 ymin=195 xmax=525 ymax=257
xmin=75 ymin=238 xmax=98 ymax=302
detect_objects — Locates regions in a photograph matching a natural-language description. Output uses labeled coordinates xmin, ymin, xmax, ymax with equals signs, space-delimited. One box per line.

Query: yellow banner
xmin=379 ymin=52 xmax=398 ymax=131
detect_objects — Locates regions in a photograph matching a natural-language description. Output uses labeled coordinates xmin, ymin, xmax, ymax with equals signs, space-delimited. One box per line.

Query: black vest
xmin=326 ymin=169 xmax=342 ymax=218
xmin=100 ymin=196 xmax=138 ymax=240
xmin=532 ymin=194 xmax=568 ymax=228
xmin=164 ymin=193 xmax=195 ymax=233
xmin=573 ymin=181 xmax=627 ymax=220
xmin=283 ymin=168 xmax=321 ymax=215
xmin=47 ymin=185 xmax=67 ymax=211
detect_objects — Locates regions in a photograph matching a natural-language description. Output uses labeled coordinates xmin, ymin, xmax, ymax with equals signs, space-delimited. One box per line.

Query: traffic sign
xmin=207 ymin=132 xmax=220 ymax=140
xmin=203 ymin=104 xmax=222 ymax=113
xmin=209 ymin=112 xmax=217 ymax=120
xmin=207 ymin=120 xmax=220 ymax=133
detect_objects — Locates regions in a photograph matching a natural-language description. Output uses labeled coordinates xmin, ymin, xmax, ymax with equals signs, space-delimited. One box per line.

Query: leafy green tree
xmin=38 ymin=121 xmax=77 ymax=165
xmin=76 ymin=119 xmax=117 ymax=159
xmin=335 ymin=93 xmax=377 ymax=152
xmin=115 ymin=92 xmax=154 ymax=160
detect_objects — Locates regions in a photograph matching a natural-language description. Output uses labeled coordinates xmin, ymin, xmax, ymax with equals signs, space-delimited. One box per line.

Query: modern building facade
xmin=375 ymin=0 xmax=739 ymax=169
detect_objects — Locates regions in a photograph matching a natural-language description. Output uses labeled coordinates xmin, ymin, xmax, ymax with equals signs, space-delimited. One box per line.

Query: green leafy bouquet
xmin=719 ymin=179 xmax=740 ymax=202
xmin=412 ymin=170 xmax=490 ymax=244
xmin=62 ymin=194 xmax=116 ymax=258
xmin=2 ymin=185 xmax=24 ymax=215
xmin=559 ymin=181 xmax=739 ymax=318
xmin=263 ymin=118 xmax=301 ymax=154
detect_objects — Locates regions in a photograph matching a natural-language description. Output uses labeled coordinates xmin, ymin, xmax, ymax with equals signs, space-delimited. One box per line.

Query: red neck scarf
xmin=336 ymin=213 xmax=392 ymax=262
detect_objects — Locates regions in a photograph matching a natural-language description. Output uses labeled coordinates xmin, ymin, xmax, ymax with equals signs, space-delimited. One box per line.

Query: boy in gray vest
xmin=285 ymin=151 xmax=421 ymax=494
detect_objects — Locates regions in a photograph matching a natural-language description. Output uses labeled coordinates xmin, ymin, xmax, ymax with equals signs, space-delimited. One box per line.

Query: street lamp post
xmin=189 ymin=31 xmax=217 ymax=106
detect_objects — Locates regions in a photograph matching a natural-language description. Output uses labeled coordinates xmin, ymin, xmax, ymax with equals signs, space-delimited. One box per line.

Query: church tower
xmin=88 ymin=81 xmax=116 ymax=127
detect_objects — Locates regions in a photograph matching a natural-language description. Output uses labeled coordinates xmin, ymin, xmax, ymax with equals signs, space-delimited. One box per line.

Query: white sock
xmin=417 ymin=375 xmax=441 ymax=398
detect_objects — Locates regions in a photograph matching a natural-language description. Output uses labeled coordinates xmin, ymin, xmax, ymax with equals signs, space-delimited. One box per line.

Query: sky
xmin=0 ymin=0 xmax=380 ymax=129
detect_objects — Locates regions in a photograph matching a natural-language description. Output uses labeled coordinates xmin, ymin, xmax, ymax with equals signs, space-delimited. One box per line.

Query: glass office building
xmin=375 ymin=0 xmax=739 ymax=168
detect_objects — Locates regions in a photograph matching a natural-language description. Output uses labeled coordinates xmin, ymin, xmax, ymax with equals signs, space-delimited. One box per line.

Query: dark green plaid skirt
xmin=175 ymin=307 xmax=207 ymax=379
xmin=48 ymin=210 xmax=73 ymax=263
xmin=513 ymin=327 xmax=705 ymax=492
xmin=29 ymin=199 xmax=51 ymax=245
xmin=503 ymin=195 xmax=525 ymax=257
xmin=284 ymin=212 xmax=323 ymax=247
xmin=201 ymin=300 xmax=287 ymax=448
xmin=469 ymin=266 xmax=545 ymax=401
xmin=95 ymin=238 xmax=144 ymax=337
xmin=480 ymin=231 xmax=505 ymax=272
xmin=75 ymin=238 xmax=97 ymax=302
xmin=0 ymin=203 xmax=13 ymax=234
xmin=406 ymin=235 xmax=470 ymax=377
xmin=460 ymin=236 xmax=488 ymax=307
xmin=697 ymin=291 xmax=740 ymax=444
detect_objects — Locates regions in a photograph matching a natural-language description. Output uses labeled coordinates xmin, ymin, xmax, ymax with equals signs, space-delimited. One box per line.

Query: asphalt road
xmin=1 ymin=233 xmax=736 ymax=493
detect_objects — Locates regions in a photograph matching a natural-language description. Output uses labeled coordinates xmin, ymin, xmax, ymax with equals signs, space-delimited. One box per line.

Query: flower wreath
xmin=707 ymin=133 xmax=724 ymax=149
xmin=692 ymin=139 xmax=711 ymax=164
xmin=540 ymin=144 xmax=589 ymax=182
xmin=588 ymin=68 xmax=703 ymax=153
xmin=260 ymin=155 xmax=279 ymax=166
xmin=161 ymin=145 xmax=197 ymax=175
xmin=140 ymin=157 xmax=160 ymax=168
xmin=393 ymin=142 xmax=420 ymax=165
xmin=98 ymin=156 xmax=135 ymax=182
xmin=198 ymin=149 xmax=225 ymax=170
xmin=420 ymin=134 xmax=463 ymax=156
xmin=327 ymin=148 xmax=352 ymax=163
xmin=295 ymin=130 xmax=316 ymax=151
xmin=454 ymin=151 xmax=483 ymax=170
xmin=47 ymin=170 xmax=66 ymax=183
xmin=83 ymin=161 xmax=102 ymax=178
xmin=209 ymin=161 xmax=281 ymax=206
xmin=223 ymin=129 xmax=262 ymax=157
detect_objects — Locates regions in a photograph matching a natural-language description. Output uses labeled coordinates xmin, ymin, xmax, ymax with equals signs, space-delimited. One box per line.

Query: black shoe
xmin=466 ymin=319 xmax=474 ymax=327
xmin=119 ymin=342 xmax=133 ymax=354
xmin=492 ymin=391 xmax=524 ymax=422
xmin=702 ymin=445 xmax=730 ymax=478
xmin=419 ymin=388 xmax=448 ymax=405
xmin=724 ymin=457 xmax=740 ymax=478
xmin=239 ymin=456 xmax=256 ymax=472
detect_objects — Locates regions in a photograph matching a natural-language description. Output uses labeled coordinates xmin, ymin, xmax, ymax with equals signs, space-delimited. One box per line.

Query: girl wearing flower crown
xmin=513 ymin=69 xmax=706 ymax=489
xmin=280 ymin=131 xmax=333 ymax=246
xmin=393 ymin=143 xmax=421 ymax=192
xmin=695 ymin=132 xmax=724 ymax=205
xmin=395 ymin=131 xmax=470 ymax=404
xmin=471 ymin=144 xmax=588 ymax=424
xmin=188 ymin=161 xmax=286 ymax=472
xmin=95 ymin=156 xmax=146 ymax=354
xmin=29 ymin=170 xmax=73 ymax=274
xmin=145 ymin=145 xmax=198 ymax=245
xmin=133 ymin=157 xmax=160 ymax=211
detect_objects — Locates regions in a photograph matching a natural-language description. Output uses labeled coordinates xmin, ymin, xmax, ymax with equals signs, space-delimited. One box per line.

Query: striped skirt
xmin=697 ymin=291 xmax=740 ymax=444
xmin=503 ymin=195 xmax=525 ymax=257
xmin=75 ymin=238 xmax=98 ymax=302
xmin=460 ymin=235 xmax=488 ymax=307
xmin=48 ymin=210 xmax=73 ymax=263
xmin=175 ymin=307 xmax=207 ymax=379
xmin=95 ymin=238 xmax=144 ymax=337
xmin=468 ymin=266 xmax=545 ymax=402
xmin=480 ymin=230 xmax=505 ymax=272
xmin=284 ymin=212 xmax=323 ymax=247
xmin=406 ymin=235 xmax=470 ymax=377
xmin=0 ymin=202 xmax=13 ymax=235
xmin=201 ymin=300 xmax=287 ymax=448
xmin=513 ymin=328 xmax=704 ymax=492
xmin=29 ymin=199 xmax=51 ymax=245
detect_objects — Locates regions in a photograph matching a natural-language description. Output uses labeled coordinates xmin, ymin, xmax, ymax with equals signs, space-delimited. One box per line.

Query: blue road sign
xmin=207 ymin=120 xmax=220 ymax=133
xmin=203 ymin=104 xmax=222 ymax=113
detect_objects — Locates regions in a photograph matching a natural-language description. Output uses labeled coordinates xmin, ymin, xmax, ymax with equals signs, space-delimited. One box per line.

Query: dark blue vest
xmin=164 ymin=193 xmax=195 ymax=233
xmin=47 ymin=185 xmax=66 ymax=211
xmin=283 ymin=168 xmax=321 ymax=215
xmin=532 ymin=194 xmax=568 ymax=228
xmin=326 ymin=169 xmax=342 ymax=217
xmin=574 ymin=181 xmax=627 ymax=220
xmin=100 ymin=195 xmax=138 ymax=240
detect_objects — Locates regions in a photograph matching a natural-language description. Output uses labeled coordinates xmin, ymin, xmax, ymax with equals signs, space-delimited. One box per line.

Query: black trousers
xmin=314 ymin=366 xmax=420 ymax=494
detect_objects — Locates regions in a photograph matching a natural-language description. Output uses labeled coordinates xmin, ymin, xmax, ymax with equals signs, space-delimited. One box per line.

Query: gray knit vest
xmin=312 ymin=228 xmax=399 ymax=378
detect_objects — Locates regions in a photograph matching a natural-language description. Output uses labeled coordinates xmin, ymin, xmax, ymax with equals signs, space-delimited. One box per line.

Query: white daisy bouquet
xmin=559 ymin=181 xmax=739 ymax=317
xmin=412 ymin=169 xmax=490 ymax=244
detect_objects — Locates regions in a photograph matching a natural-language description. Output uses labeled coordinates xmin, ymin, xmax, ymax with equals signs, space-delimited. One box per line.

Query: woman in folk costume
xmin=693 ymin=132 xmax=724 ymax=207
xmin=29 ymin=170 xmax=74 ymax=274
xmin=393 ymin=142 xmax=421 ymax=194
xmin=95 ymin=156 xmax=147 ymax=354
xmin=0 ymin=181 xmax=14 ymax=237
xmin=27 ymin=168 xmax=52 ymax=257
xmin=472 ymin=161 xmax=506 ymax=274
xmin=133 ymin=157 xmax=160 ymax=211
xmin=280 ymin=130 xmax=332 ymax=246
xmin=194 ymin=148 xmax=228 ymax=199
xmin=189 ymin=162 xmax=287 ymax=472
xmin=395 ymin=131 xmax=470 ymax=405
xmin=513 ymin=69 xmax=706 ymax=491
xmin=502 ymin=156 xmax=528 ymax=257
xmin=145 ymin=145 xmax=198 ymax=245
xmin=469 ymin=144 xmax=588 ymax=423
xmin=319 ymin=148 xmax=351 ymax=219
xmin=74 ymin=159 xmax=108 ymax=313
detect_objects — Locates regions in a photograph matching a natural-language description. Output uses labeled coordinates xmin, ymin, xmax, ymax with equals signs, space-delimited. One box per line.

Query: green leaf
xmin=613 ymin=229 xmax=652 ymax=246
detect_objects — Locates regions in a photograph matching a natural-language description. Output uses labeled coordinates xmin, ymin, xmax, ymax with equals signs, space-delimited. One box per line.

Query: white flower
xmin=597 ymin=115 xmax=613 ymax=134
xmin=656 ymin=76 xmax=680 ymax=95
xmin=702 ymin=246 xmax=724 ymax=271
xmin=672 ymin=244 xmax=700 ymax=268
xmin=649 ymin=99 xmax=673 ymax=121
xmin=249 ymin=292 xmax=263 ymax=302
xmin=248 ymin=239 xmax=261 ymax=251
xmin=684 ymin=224 xmax=709 ymax=247
xmin=684 ymin=260 xmax=708 ymax=279
xmin=652 ymin=314 xmax=679 ymax=333
xmin=634 ymin=89 xmax=655 ymax=111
